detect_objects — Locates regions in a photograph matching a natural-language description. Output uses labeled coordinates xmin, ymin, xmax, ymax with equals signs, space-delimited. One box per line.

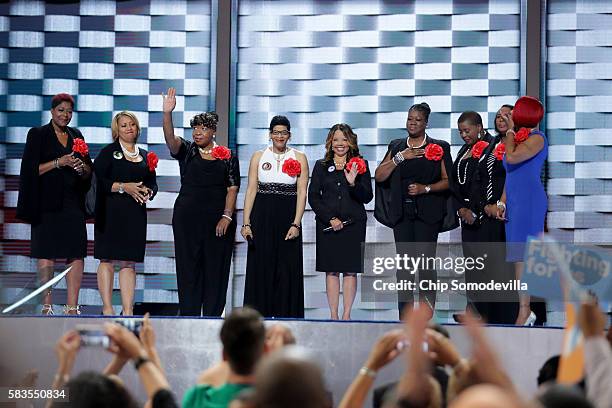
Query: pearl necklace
xmin=407 ymin=136 xmax=426 ymax=149
xmin=456 ymin=148 xmax=472 ymax=185
xmin=198 ymin=144 xmax=215 ymax=155
xmin=119 ymin=140 xmax=139 ymax=159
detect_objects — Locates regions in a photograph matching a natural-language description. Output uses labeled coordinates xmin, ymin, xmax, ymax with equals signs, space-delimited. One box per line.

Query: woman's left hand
xmin=285 ymin=225 xmax=300 ymax=240
xmin=216 ymin=217 xmax=231 ymax=237
xmin=344 ymin=163 xmax=358 ymax=186
xmin=72 ymin=157 xmax=87 ymax=175
xmin=408 ymin=183 xmax=425 ymax=196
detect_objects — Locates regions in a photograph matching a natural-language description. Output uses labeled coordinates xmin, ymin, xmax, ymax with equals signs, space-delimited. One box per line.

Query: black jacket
xmin=308 ymin=158 xmax=373 ymax=225
xmin=93 ymin=140 xmax=158 ymax=230
xmin=451 ymin=132 xmax=505 ymax=217
xmin=375 ymin=136 xmax=453 ymax=226
xmin=17 ymin=121 xmax=92 ymax=224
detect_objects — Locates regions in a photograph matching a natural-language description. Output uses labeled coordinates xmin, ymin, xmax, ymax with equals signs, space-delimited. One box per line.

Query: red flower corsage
xmin=424 ymin=143 xmax=443 ymax=161
xmin=471 ymin=141 xmax=489 ymax=159
xmin=346 ymin=157 xmax=367 ymax=175
xmin=72 ymin=138 xmax=89 ymax=156
xmin=513 ymin=128 xmax=530 ymax=144
xmin=493 ymin=143 xmax=505 ymax=161
xmin=212 ymin=145 xmax=232 ymax=160
xmin=146 ymin=152 xmax=159 ymax=172
xmin=282 ymin=158 xmax=301 ymax=177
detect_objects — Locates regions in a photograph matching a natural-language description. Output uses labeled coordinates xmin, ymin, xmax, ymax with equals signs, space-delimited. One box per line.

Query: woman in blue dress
xmin=497 ymin=96 xmax=547 ymax=325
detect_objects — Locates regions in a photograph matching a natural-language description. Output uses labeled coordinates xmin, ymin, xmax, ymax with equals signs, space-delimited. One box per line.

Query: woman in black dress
xmin=94 ymin=111 xmax=158 ymax=316
xmin=450 ymin=111 xmax=515 ymax=324
xmin=241 ymin=116 xmax=309 ymax=318
xmin=308 ymin=123 xmax=373 ymax=320
xmin=17 ymin=93 xmax=92 ymax=315
xmin=374 ymin=102 xmax=452 ymax=319
xmin=162 ymin=88 xmax=239 ymax=316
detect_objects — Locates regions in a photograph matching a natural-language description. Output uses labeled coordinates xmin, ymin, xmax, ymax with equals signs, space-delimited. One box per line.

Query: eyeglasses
xmin=271 ymin=130 xmax=290 ymax=136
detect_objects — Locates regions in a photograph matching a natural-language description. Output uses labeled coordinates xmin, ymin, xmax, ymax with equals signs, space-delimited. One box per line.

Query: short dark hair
xmin=269 ymin=115 xmax=291 ymax=132
xmin=409 ymin=102 xmax=431 ymax=122
xmin=190 ymin=111 xmax=218 ymax=130
xmin=537 ymin=384 xmax=593 ymax=408
xmin=51 ymin=93 xmax=75 ymax=109
xmin=51 ymin=371 xmax=138 ymax=408
xmin=220 ymin=307 xmax=266 ymax=375
xmin=537 ymin=355 xmax=560 ymax=386
xmin=457 ymin=111 xmax=483 ymax=126
xmin=495 ymin=104 xmax=515 ymax=134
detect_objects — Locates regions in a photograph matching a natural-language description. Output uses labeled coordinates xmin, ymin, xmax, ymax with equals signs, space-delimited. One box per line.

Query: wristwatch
xmin=424 ymin=185 xmax=431 ymax=194
xmin=118 ymin=182 xmax=124 ymax=194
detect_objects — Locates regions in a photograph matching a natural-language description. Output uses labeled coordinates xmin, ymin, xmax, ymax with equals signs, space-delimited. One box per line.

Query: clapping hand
xmin=344 ymin=162 xmax=358 ymax=186
xmin=162 ymin=87 xmax=177 ymax=113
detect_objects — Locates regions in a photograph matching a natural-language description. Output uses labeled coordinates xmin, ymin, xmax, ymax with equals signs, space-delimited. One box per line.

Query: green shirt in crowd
xmin=182 ymin=383 xmax=251 ymax=408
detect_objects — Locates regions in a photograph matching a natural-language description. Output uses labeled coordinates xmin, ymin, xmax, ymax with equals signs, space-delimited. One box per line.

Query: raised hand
xmin=344 ymin=162 xmax=358 ymax=186
xmin=162 ymin=87 xmax=177 ymax=113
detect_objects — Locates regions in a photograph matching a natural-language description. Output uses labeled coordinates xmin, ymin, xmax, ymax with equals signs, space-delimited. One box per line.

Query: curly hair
xmin=323 ymin=123 xmax=361 ymax=163
xmin=190 ymin=111 xmax=219 ymax=130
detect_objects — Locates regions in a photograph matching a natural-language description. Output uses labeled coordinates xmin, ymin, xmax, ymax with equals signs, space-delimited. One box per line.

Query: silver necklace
xmin=272 ymin=147 xmax=288 ymax=170
xmin=119 ymin=140 xmax=139 ymax=159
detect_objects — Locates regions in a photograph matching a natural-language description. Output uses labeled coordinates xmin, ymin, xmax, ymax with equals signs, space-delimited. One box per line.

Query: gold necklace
xmin=333 ymin=158 xmax=346 ymax=168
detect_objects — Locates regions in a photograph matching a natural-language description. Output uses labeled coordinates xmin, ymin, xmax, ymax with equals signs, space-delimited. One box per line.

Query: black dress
xmin=450 ymin=133 xmax=516 ymax=324
xmin=17 ymin=122 xmax=91 ymax=259
xmin=171 ymin=139 xmax=240 ymax=316
xmin=243 ymin=148 xmax=304 ymax=318
xmin=380 ymin=136 xmax=453 ymax=314
xmin=308 ymin=159 xmax=373 ymax=273
xmin=93 ymin=141 xmax=158 ymax=262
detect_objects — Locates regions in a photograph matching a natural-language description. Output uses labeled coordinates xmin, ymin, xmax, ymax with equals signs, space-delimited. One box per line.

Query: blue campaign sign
xmin=522 ymin=238 xmax=612 ymax=302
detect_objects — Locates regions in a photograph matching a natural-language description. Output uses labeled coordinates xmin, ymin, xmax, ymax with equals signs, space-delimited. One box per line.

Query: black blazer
xmin=17 ymin=121 xmax=92 ymax=224
xmin=308 ymin=159 xmax=373 ymax=225
xmin=451 ymin=132 xmax=505 ymax=216
xmin=93 ymin=141 xmax=158 ymax=230
xmin=377 ymin=136 xmax=453 ymax=225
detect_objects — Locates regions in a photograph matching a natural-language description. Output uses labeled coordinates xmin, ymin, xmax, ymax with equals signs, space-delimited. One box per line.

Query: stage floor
xmin=0 ymin=316 xmax=564 ymax=408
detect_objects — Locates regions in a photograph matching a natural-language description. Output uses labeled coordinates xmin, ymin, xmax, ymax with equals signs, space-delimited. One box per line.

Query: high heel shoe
xmin=524 ymin=311 xmax=536 ymax=326
xmin=41 ymin=304 xmax=54 ymax=315
xmin=63 ymin=305 xmax=81 ymax=316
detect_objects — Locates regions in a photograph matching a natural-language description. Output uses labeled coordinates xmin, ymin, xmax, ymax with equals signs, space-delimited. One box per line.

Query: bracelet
xmin=223 ymin=208 xmax=233 ymax=216
xmin=242 ymin=224 xmax=251 ymax=228
xmin=496 ymin=200 xmax=506 ymax=210
xmin=221 ymin=214 xmax=232 ymax=221
xmin=54 ymin=158 xmax=60 ymax=169
xmin=133 ymin=356 xmax=151 ymax=370
xmin=506 ymin=129 xmax=516 ymax=137
xmin=358 ymin=366 xmax=377 ymax=378
xmin=392 ymin=151 xmax=405 ymax=166
xmin=291 ymin=223 xmax=301 ymax=230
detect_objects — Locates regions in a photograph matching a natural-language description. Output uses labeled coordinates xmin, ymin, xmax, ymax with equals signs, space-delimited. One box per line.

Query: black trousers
xmin=173 ymin=203 xmax=235 ymax=317
xmin=461 ymin=218 xmax=518 ymax=324
xmin=393 ymin=212 xmax=441 ymax=318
